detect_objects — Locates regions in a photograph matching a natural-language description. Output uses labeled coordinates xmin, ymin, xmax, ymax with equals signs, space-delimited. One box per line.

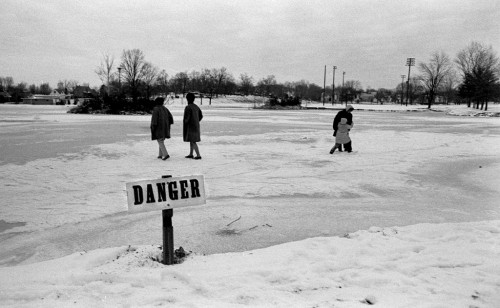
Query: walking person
xmin=183 ymin=92 xmax=203 ymax=159
xmin=330 ymin=118 xmax=353 ymax=153
xmin=332 ymin=104 xmax=354 ymax=151
xmin=151 ymin=97 xmax=174 ymax=160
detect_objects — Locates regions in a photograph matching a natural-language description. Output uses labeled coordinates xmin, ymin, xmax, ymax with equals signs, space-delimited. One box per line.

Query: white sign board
xmin=126 ymin=175 xmax=206 ymax=213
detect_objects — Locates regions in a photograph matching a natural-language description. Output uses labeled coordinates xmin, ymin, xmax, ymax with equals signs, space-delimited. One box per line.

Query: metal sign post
xmin=162 ymin=175 xmax=174 ymax=265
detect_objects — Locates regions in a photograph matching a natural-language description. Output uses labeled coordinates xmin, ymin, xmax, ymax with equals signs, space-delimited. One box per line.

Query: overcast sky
xmin=1 ymin=0 xmax=499 ymax=90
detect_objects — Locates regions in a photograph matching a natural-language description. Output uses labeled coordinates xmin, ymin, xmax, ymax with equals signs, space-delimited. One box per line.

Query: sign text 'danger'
xmin=126 ymin=175 xmax=206 ymax=213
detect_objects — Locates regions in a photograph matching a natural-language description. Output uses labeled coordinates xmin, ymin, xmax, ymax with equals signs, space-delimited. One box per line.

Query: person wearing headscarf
xmin=150 ymin=97 xmax=174 ymax=160
xmin=183 ymin=92 xmax=203 ymax=159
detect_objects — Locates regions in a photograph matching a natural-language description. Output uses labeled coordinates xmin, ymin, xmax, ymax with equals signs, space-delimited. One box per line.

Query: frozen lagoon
xmin=0 ymin=102 xmax=499 ymax=266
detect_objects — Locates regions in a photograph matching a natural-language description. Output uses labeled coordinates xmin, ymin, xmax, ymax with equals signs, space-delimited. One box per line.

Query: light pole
xmin=332 ymin=66 xmax=337 ymax=105
xmin=405 ymin=58 xmax=415 ymax=106
xmin=342 ymin=71 xmax=346 ymax=106
xmin=323 ymin=65 xmax=326 ymax=106
xmin=400 ymin=75 xmax=406 ymax=105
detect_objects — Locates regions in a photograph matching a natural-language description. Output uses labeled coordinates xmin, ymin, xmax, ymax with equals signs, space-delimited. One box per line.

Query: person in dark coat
xmin=151 ymin=97 xmax=174 ymax=160
xmin=183 ymin=92 xmax=203 ymax=159
xmin=332 ymin=104 xmax=354 ymax=152
xmin=330 ymin=118 xmax=353 ymax=153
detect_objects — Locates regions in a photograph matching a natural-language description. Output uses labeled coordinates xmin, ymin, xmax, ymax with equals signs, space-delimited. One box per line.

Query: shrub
xmin=268 ymin=94 xmax=301 ymax=107
xmin=68 ymin=94 xmax=158 ymax=114
xmin=68 ymin=98 xmax=102 ymax=114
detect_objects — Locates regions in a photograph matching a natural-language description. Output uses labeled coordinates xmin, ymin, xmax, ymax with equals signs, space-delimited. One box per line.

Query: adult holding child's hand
xmin=332 ymin=104 xmax=354 ymax=152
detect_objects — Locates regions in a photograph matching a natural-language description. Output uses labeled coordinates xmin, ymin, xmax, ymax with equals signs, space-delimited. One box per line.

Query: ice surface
xmin=0 ymin=102 xmax=499 ymax=266
xmin=0 ymin=101 xmax=499 ymax=306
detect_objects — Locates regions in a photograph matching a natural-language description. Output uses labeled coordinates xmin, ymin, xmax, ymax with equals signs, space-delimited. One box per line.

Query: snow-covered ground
xmin=0 ymin=99 xmax=499 ymax=307
xmin=1 ymin=220 xmax=499 ymax=308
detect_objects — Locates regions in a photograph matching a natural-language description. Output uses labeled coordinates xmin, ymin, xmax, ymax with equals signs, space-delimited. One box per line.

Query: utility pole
xmin=323 ymin=65 xmax=326 ymax=106
xmin=405 ymin=58 xmax=415 ymax=106
xmin=400 ymin=75 xmax=406 ymax=105
xmin=342 ymin=71 xmax=346 ymax=106
xmin=332 ymin=66 xmax=337 ymax=105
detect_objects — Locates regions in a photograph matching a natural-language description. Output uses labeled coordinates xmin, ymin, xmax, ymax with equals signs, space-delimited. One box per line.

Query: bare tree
xmin=418 ymin=51 xmax=453 ymax=108
xmin=294 ymin=80 xmax=310 ymax=99
xmin=409 ymin=76 xmax=425 ymax=104
xmin=171 ymin=72 xmax=189 ymax=96
xmin=222 ymin=73 xmax=237 ymax=95
xmin=187 ymin=70 xmax=201 ymax=92
xmin=211 ymin=67 xmax=228 ymax=98
xmin=28 ymin=84 xmax=37 ymax=94
xmin=39 ymin=83 xmax=52 ymax=95
xmin=0 ymin=76 xmax=14 ymax=91
xmin=200 ymin=68 xmax=214 ymax=94
xmin=456 ymin=42 xmax=498 ymax=78
xmin=239 ymin=73 xmax=254 ymax=95
xmin=142 ymin=62 xmax=159 ymax=99
xmin=120 ymin=49 xmax=146 ymax=101
xmin=56 ymin=79 xmax=79 ymax=94
xmin=95 ymin=53 xmax=115 ymax=95
xmin=442 ymin=71 xmax=459 ymax=104
xmin=156 ymin=70 xmax=169 ymax=95
xmin=257 ymin=75 xmax=277 ymax=95
xmin=66 ymin=80 xmax=79 ymax=93
xmin=344 ymin=80 xmax=362 ymax=91
xmin=342 ymin=80 xmax=362 ymax=103
xmin=456 ymin=42 xmax=500 ymax=110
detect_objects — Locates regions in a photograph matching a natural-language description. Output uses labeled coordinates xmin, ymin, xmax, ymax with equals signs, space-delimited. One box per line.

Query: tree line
xmin=1 ymin=41 xmax=498 ymax=111
xmin=402 ymin=41 xmax=500 ymax=110
xmin=0 ymin=77 xmax=86 ymax=103
xmin=91 ymin=41 xmax=500 ymax=111
xmin=95 ymin=49 xmax=332 ymax=103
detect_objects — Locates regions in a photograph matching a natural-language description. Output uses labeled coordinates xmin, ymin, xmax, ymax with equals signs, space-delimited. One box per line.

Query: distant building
xmin=358 ymin=91 xmax=378 ymax=103
xmin=73 ymin=85 xmax=97 ymax=98
xmin=22 ymin=90 xmax=69 ymax=105
xmin=0 ymin=91 xmax=12 ymax=103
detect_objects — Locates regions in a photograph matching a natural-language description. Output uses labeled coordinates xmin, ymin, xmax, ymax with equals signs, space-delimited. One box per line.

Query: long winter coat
xmin=333 ymin=109 xmax=353 ymax=136
xmin=335 ymin=120 xmax=352 ymax=144
xmin=183 ymin=103 xmax=203 ymax=142
xmin=150 ymin=105 xmax=174 ymax=140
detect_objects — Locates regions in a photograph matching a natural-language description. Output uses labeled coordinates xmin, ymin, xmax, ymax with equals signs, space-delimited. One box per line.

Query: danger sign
xmin=126 ymin=175 xmax=206 ymax=213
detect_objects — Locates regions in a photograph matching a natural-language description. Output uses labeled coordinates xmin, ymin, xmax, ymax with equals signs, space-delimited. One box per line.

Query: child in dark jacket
xmin=330 ymin=118 xmax=352 ymax=153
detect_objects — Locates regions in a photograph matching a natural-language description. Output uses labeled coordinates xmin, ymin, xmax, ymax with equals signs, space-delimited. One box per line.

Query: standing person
xmin=183 ymin=92 xmax=203 ymax=159
xmin=151 ymin=97 xmax=174 ymax=160
xmin=330 ymin=118 xmax=352 ymax=153
xmin=332 ymin=104 xmax=354 ymax=152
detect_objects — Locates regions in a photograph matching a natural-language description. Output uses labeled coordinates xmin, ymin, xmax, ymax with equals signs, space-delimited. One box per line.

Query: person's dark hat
xmin=154 ymin=97 xmax=165 ymax=105
xmin=186 ymin=92 xmax=195 ymax=101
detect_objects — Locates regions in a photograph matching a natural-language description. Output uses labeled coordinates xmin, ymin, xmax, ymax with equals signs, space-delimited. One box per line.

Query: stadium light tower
xmin=405 ymin=58 xmax=415 ymax=106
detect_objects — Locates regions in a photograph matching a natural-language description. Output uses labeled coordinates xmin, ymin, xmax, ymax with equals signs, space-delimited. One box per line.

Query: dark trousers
xmin=339 ymin=141 xmax=352 ymax=152
xmin=331 ymin=141 xmax=352 ymax=153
